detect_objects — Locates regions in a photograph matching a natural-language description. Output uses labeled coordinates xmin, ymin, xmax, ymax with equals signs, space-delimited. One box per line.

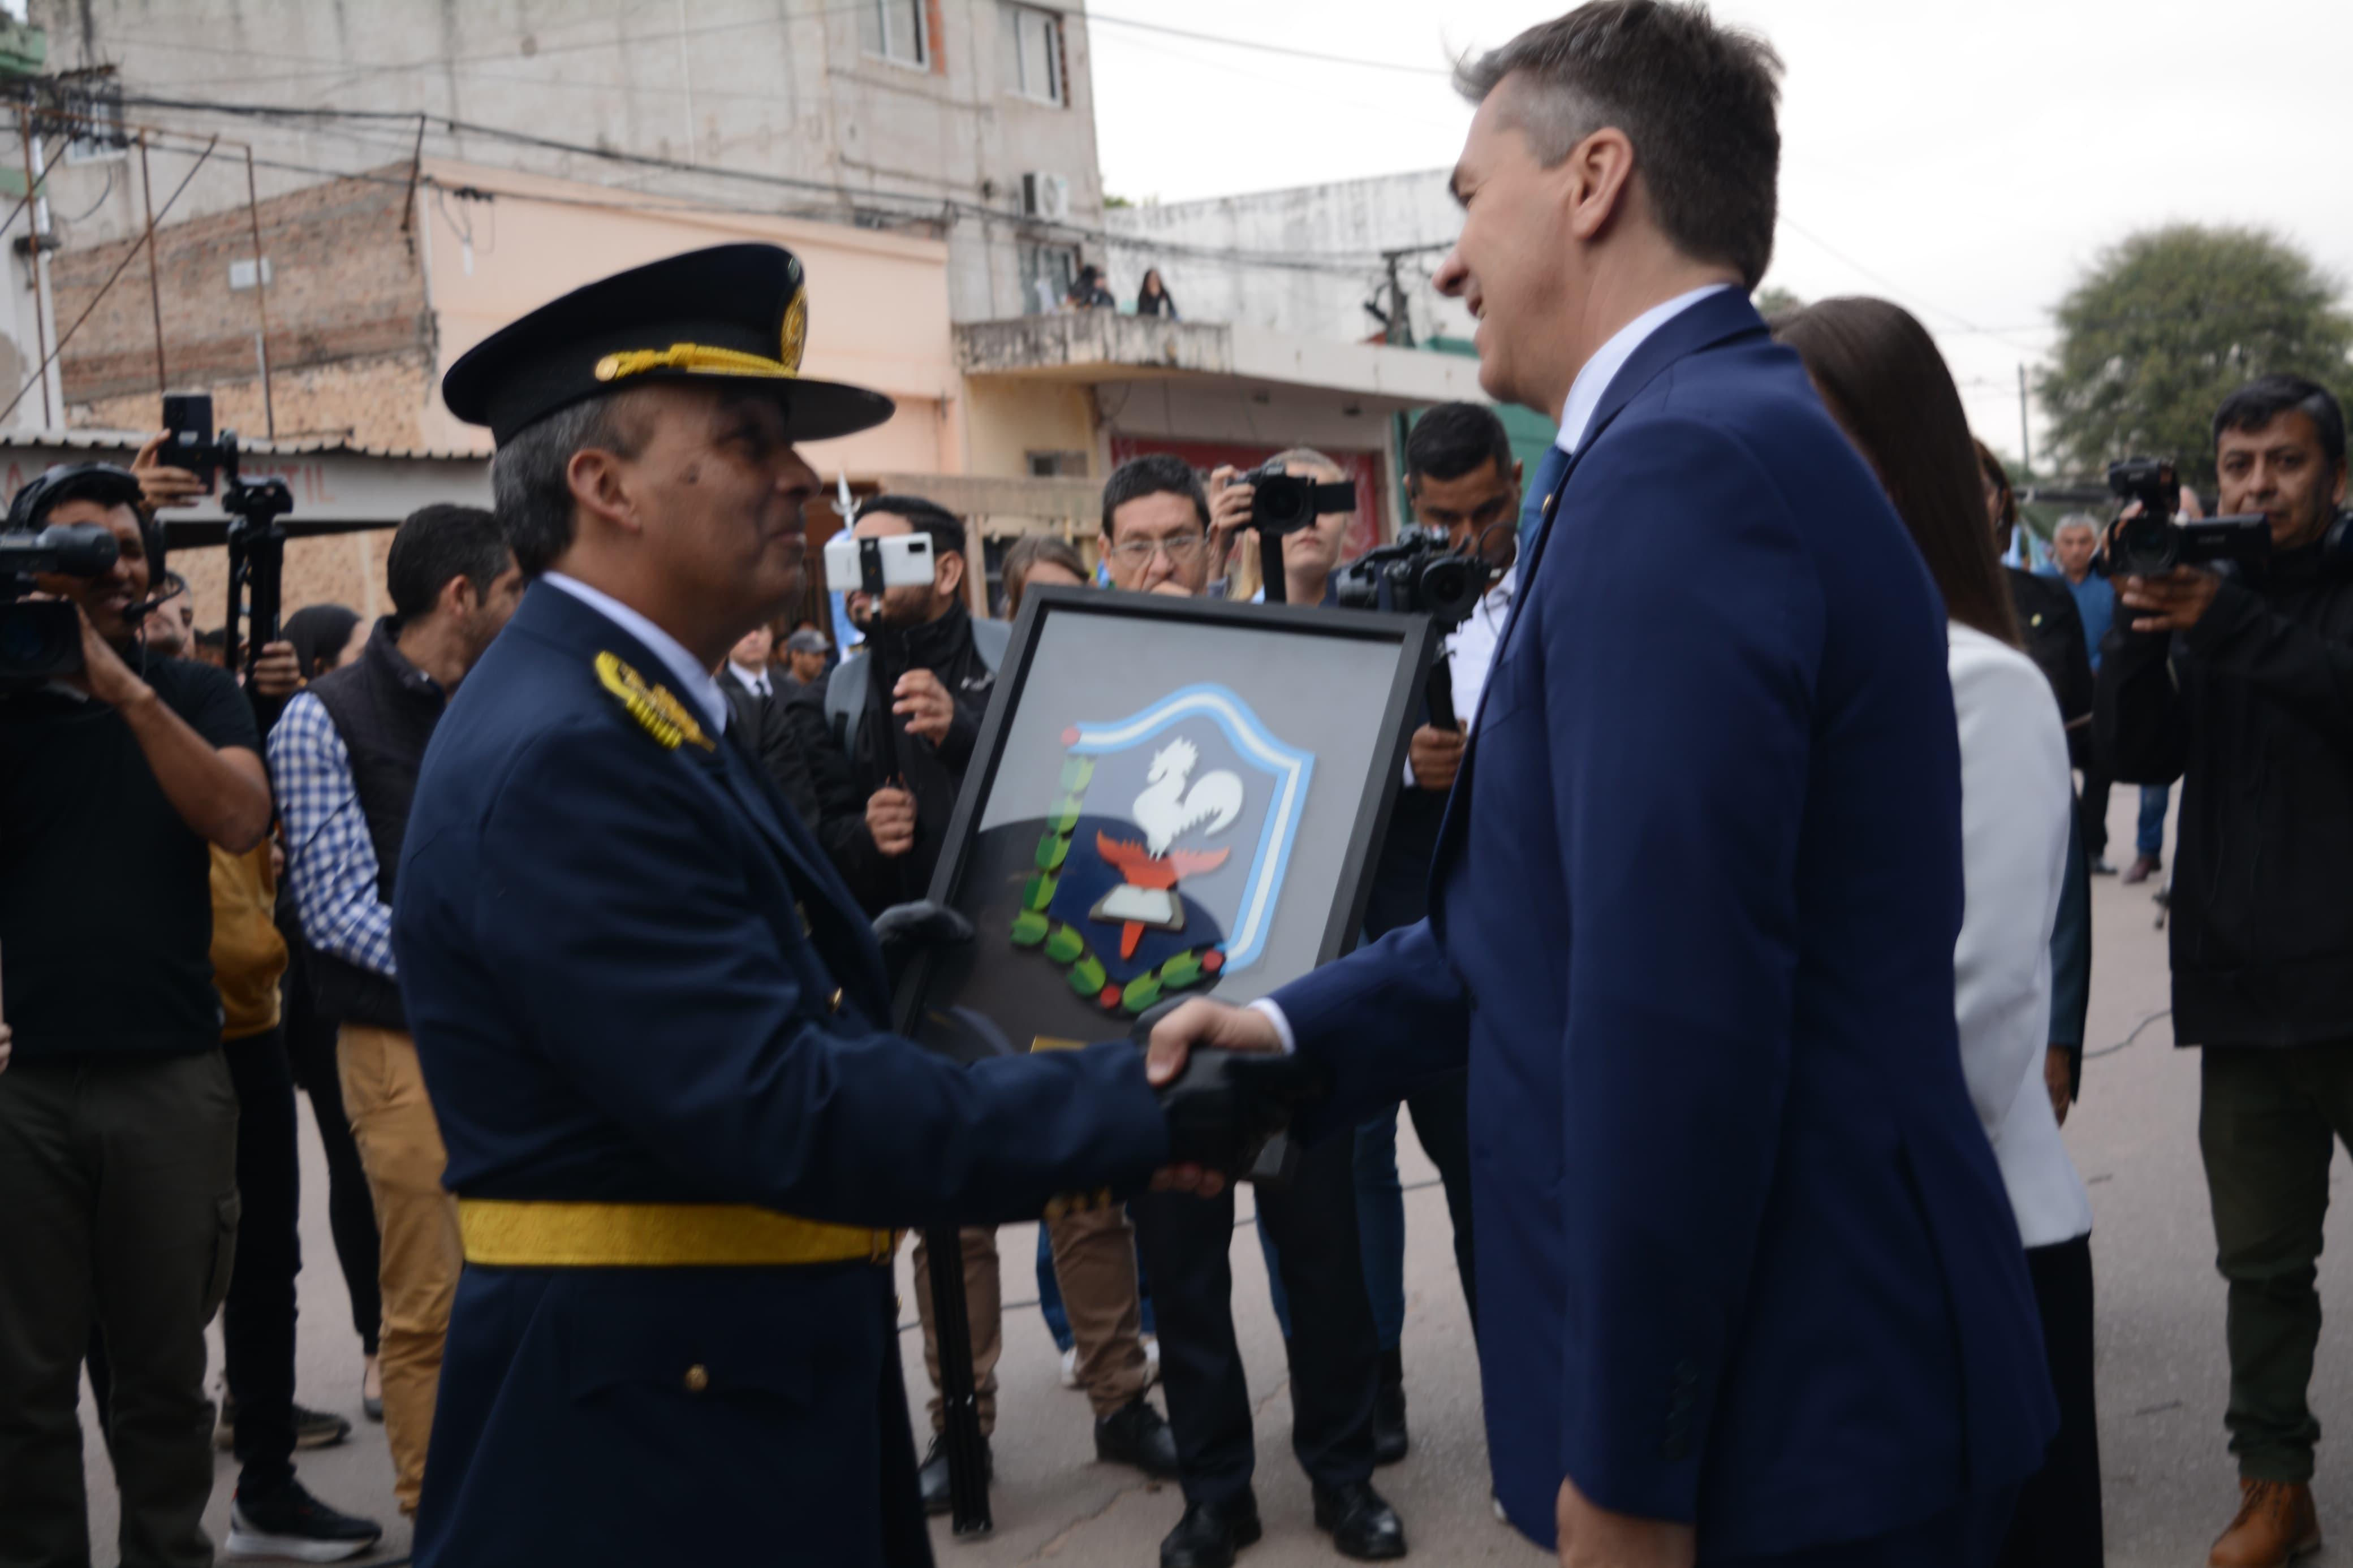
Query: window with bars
xmin=859 ymin=0 xmax=929 ymax=68
xmin=1001 ymin=4 xmax=1064 ymax=105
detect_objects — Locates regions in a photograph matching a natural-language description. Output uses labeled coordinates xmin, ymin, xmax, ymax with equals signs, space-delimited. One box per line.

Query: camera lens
xmin=2117 ymin=515 xmax=2177 ymax=576
xmin=1417 ymin=556 xmax=1482 ymax=623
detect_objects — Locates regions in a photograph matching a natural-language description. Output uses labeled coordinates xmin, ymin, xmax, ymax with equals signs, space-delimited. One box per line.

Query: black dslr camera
xmin=1239 ymin=461 xmax=1356 ymax=537
xmin=2106 ymin=457 xmax=2269 ymax=577
xmin=0 ymin=521 xmax=119 ymax=689
xmin=1333 ymin=526 xmax=1509 ymax=729
xmin=1331 ymin=526 xmax=1496 ymax=627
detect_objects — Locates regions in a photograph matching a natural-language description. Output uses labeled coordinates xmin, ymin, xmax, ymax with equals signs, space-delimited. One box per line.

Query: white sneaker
xmin=1143 ymin=1334 xmax=1161 ymax=1385
xmin=1060 ymin=1345 xmax=1079 ymax=1388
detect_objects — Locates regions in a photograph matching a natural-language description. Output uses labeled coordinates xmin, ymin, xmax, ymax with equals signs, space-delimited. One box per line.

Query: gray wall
xmin=27 ymin=0 xmax=1107 ymax=321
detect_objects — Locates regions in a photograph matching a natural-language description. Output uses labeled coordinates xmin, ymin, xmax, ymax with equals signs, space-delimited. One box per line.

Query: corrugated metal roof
xmin=0 ymin=427 xmax=488 ymax=463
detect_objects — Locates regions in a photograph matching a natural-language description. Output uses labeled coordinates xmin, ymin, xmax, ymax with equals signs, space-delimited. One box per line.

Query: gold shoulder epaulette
xmin=595 ymin=651 xmax=714 ymax=752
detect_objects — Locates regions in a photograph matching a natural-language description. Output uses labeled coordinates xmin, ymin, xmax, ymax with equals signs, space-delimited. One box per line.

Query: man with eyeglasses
xmin=1101 ymin=454 xmax=1218 ymax=596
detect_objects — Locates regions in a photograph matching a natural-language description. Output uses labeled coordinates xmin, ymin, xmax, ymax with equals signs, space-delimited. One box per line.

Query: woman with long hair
xmin=1135 ymin=267 xmax=1178 ymax=319
xmin=1774 ymin=297 xmax=2101 ymax=1567
xmin=999 ymin=533 xmax=1089 ymax=617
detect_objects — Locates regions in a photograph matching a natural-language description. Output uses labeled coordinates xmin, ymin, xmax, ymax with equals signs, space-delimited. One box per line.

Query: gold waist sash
xmin=457 ymin=1199 xmax=898 ymax=1269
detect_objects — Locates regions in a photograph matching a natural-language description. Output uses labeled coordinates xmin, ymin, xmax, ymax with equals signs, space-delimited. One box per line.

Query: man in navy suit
xmin=393 ymin=245 xmax=1274 ymax=1567
xmin=1146 ymin=6 xmax=2056 ymax=1565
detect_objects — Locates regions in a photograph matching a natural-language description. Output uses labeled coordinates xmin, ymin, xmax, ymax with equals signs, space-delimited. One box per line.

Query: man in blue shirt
xmin=2042 ymin=514 xmax=2130 ymax=873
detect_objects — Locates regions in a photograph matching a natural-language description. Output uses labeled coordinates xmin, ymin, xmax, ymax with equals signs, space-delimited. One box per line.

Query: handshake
xmin=1139 ymin=999 xmax=1321 ymax=1199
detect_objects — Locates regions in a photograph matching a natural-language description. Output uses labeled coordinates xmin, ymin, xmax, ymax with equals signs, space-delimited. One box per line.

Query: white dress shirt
xmin=1257 ymin=282 xmax=1735 ymax=1053
xmin=1947 ymin=622 xmax=2094 ymax=1250
xmin=1398 ymin=565 xmax=1518 ymax=788
xmin=541 ymin=572 xmax=729 ymax=735
xmin=728 ymin=660 xmax=773 ymax=699
xmin=1554 ymin=283 xmax=1736 ymax=456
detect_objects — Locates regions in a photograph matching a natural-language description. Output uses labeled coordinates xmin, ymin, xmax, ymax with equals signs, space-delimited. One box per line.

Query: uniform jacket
xmin=2095 ymin=540 xmax=2353 ymax=1046
xmin=1271 ymin=290 xmax=2055 ymax=1558
xmin=391 ymin=582 xmax=1169 ymax=1568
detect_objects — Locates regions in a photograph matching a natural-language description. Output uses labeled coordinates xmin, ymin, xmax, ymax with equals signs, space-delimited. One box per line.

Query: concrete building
xmin=1102 ymin=170 xmax=1472 ymax=347
xmin=25 ymin=0 xmax=1110 ymax=323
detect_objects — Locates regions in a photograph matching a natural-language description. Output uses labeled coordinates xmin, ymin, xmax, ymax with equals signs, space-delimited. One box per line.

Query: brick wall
xmin=51 ymin=169 xmax=432 ymax=414
xmin=74 ymin=352 xmax=442 ymax=452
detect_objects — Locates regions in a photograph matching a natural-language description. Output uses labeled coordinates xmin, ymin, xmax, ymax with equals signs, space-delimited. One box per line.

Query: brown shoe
xmin=2209 ymin=1479 xmax=2322 ymax=1567
xmin=2122 ymin=853 xmax=2162 ymax=885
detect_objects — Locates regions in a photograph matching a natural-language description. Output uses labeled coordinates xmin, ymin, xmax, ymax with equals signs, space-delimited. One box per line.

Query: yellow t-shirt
xmin=210 ymin=840 xmax=289 ymax=1040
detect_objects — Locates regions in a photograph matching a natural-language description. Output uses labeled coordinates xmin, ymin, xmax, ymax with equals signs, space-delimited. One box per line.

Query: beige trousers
xmin=337 ymin=1023 xmax=462 ymax=1515
xmin=910 ymin=1205 xmax=1149 ymax=1433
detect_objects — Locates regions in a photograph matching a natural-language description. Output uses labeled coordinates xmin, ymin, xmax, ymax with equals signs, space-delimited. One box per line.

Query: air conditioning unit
xmin=1022 ymin=171 xmax=1071 ymax=223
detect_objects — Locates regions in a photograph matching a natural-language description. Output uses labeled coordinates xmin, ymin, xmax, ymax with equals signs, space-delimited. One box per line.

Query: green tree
xmin=1752 ymin=284 xmax=1803 ymax=319
xmin=2040 ymin=224 xmax=2353 ymax=487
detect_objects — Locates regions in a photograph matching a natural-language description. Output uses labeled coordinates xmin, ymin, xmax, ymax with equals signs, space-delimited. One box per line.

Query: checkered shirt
xmin=268 ymin=690 xmax=397 ymax=979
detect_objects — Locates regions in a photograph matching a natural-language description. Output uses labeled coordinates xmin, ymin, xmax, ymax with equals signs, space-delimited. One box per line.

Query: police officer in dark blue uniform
xmin=393 ymin=245 xmax=1285 ymax=1567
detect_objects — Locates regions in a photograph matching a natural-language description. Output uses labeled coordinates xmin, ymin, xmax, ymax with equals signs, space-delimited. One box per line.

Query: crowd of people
xmin=5 ymin=3 xmax=2353 ymax=1567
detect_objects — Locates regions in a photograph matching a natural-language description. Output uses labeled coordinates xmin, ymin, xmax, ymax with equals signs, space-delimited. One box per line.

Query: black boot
xmin=1160 ymin=1493 xmax=1262 ymax=1568
xmin=917 ymin=1433 xmax=992 ymax=1517
xmin=1372 ymin=1347 xmax=1408 ymax=1466
xmin=1096 ymin=1394 xmax=1181 ymax=1477
xmin=1313 ymin=1479 xmax=1407 ymax=1561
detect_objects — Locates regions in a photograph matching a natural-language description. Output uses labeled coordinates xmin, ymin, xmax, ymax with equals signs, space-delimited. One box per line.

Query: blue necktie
xmin=1519 ymin=442 xmax=1574 ymax=558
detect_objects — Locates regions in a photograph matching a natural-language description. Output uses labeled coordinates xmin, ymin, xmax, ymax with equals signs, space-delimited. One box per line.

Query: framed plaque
xmin=898 ymin=586 xmax=1435 ymax=1060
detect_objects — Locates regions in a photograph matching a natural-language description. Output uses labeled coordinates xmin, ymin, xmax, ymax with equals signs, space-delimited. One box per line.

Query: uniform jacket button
xmin=683 ymin=1364 xmax=710 ymax=1394
xmin=828 ymin=987 xmax=844 ymax=1013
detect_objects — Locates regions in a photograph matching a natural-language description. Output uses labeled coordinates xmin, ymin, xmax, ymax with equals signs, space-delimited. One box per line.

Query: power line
xmin=102 ymin=91 xmax=1400 ymax=277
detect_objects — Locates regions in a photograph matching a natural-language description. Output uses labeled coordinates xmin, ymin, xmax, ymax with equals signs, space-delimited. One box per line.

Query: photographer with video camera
xmin=2094 ymin=373 xmax=2353 ymax=1563
xmin=0 ymin=463 xmax=274 ymax=1567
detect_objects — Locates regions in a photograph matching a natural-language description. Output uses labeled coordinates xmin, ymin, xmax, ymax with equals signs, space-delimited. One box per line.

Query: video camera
xmin=0 ymin=522 xmax=119 ymax=689
xmin=1333 ymin=526 xmax=1509 ymax=731
xmin=160 ymin=394 xmax=295 ymax=672
xmin=1239 ymin=461 xmax=1357 ymax=538
xmin=1331 ymin=526 xmax=1496 ymax=628
xmin=2105 ymin=457 xmax=2269 ymax=577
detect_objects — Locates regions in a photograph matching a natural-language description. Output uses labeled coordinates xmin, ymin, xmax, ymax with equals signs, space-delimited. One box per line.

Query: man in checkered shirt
xmin=269 ymin=503 xmax=521 ymax=1520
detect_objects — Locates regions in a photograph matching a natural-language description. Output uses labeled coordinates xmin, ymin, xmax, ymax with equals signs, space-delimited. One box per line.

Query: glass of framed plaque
xmin=898 ymin=586 xmax=1435 ymax=1062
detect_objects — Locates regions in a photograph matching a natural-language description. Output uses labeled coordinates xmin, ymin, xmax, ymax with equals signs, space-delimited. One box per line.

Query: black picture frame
xmin=891 ymin=584 xmax=1437 ymax=1053
xmin=891 ymin=584 xmax=1433 ymax=1537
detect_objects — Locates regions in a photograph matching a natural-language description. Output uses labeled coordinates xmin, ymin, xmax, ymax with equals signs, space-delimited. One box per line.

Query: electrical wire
xmin=0 ymin=134 xmax=218 ymax=425
xmin=103 ymin=93 xmax=1400 ymax=275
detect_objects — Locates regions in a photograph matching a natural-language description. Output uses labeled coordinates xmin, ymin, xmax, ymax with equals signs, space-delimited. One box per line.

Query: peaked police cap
xmin=440 ymin=243 xmax=895 ymax=445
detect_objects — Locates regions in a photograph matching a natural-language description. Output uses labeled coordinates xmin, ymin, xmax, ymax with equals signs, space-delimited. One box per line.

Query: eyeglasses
xmin=1108 ymin=533 xmax=1208 ymax=567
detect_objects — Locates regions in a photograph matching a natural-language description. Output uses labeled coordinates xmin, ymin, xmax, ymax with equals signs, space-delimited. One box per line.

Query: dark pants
xmin=87 ymin=1030 xmax=304 ymax=1497
xmin=1351 ymin=1072 xmax=1479 ymax=1346
xmin=1131 ymin=1129 xmax=1380 ymax=1506
xmin=0 ymin=1051 xmax=239 ymax=1568
xmin=2077 ymin=761 xmax=2112 ymax=862
xmin=2200 ymin=1043 xmax=2353 ymax=1481
xmin=1709 ymin=1488 xmax=2018 ymax=1567
xmin=286 ymin=967 xmax=381 ymax=1357
xmin=1998 ymin=1235 xmax=2102 ymax=1567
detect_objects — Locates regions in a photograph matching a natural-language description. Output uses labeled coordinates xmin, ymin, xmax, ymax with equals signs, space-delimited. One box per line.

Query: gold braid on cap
xmin=594 ymin=342 xmax=799 ymax=384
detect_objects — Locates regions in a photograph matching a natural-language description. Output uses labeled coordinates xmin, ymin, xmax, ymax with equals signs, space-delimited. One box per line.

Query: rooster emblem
xmin=1089 ymin=737 xmax=1246 ymax=959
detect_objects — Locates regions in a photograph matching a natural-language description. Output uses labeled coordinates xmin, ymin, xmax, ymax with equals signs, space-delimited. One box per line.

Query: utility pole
xmin=2017 ymin=363 xmax=2032 ymax=477
xmin=1378 ymin=249 xmax=1413 ymax=348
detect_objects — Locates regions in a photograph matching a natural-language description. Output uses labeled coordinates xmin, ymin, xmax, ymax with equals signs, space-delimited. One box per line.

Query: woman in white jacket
xmin=1775 ymin=296 xmax=2102 ymax=1567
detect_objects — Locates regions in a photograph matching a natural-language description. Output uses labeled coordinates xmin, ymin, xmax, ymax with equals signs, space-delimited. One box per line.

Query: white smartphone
xmin=823 ymin=531 xmax=936 ymax=594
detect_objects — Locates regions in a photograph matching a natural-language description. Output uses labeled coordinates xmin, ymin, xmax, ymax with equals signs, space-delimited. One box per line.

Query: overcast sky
xmin=1087 ymin=0 xmax=2353 ymax=463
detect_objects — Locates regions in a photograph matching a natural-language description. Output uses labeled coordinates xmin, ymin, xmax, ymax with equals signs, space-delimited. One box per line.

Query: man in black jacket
xmin=2096 ymin=373 xmax=2353 ymax=1563
xmin=717 ymin=622 xmax=861 ymax=837
xmin=822 ymin=494 xmax=1005 ymax=910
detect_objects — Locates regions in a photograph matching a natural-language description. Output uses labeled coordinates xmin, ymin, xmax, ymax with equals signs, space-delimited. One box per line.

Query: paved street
xmin=70 ymin=791 xmax=2353 ymax=1565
